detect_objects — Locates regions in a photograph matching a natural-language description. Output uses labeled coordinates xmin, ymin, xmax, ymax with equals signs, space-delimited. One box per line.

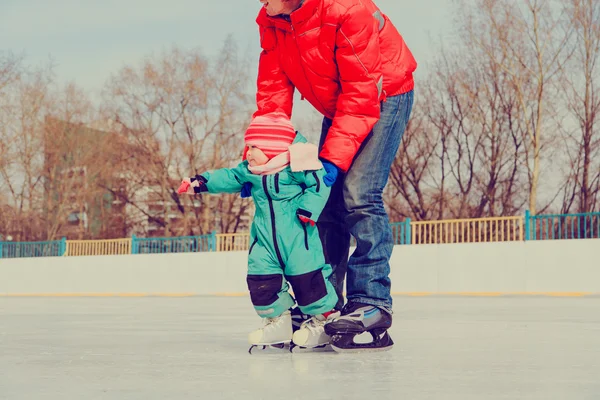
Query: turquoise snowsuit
xmin=200 ymin=134 xmax=337 ymax=318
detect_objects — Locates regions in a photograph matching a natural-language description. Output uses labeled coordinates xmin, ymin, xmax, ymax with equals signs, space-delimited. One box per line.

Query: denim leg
xmin=317 ymin=117 xmax=350 ymax=311
xmin=343 ymin=91 xmax=414 ymax=309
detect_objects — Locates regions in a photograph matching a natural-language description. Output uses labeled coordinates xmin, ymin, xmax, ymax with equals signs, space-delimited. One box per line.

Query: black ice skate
xmin=324 ymin=302 xmax=394 ymax=353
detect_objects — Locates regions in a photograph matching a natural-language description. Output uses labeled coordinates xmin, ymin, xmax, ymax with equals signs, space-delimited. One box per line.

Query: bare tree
xmin=0 ymin=63 xmax=52 ymax=240
xmin=452 ymin=28 xmax=529 ymax=218
xmin=560 ymin=0 xmax=600 ymax=213
xmin=461 ymin=0 xmax=572 ymax=215
xmin=387 ymin=93 xmax=444 ymax=222
xmin=102 ymin=38 xmax=253 ymax=237
xmin=0 ymin=52 xmax=23 ymax=93
xmin=388 ymin=40 xmax=528 ymax=221
xmin=0 ymin=56 xmax=127 ymax=240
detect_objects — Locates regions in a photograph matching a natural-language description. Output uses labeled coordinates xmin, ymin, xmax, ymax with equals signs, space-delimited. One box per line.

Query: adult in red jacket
xmin=255 ymin=0 xmax=416 ymax=352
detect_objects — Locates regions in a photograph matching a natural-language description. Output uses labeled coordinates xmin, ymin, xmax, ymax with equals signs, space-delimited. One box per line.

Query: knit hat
xmin=244 ymin=112 xmax=296 ymax=160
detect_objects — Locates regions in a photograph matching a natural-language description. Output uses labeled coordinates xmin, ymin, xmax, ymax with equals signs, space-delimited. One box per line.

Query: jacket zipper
xmin=302 ymin=223 xmax=309 ymax=250
xmin=262 ymin=175 xmax=285 ymax=268
xmin=249 ymin=237 xmax=258 ymax=254
xmin=311 ymin=172 xmax=321 ymax=193
xmin=274 ymin=173 xmax=280 ymax=193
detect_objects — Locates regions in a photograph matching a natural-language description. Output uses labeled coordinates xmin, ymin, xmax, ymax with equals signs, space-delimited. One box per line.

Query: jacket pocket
xmin=296 ymin=208 xmax=312 ymax=251
xmin=302 ymin=223 xmax=309 ymax=251
xmin=249 ymin=237 xmax=258 ymax=255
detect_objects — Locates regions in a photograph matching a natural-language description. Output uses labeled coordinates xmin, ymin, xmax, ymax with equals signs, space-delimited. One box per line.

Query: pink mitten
xmin=177 ymin=179 xmax=192 ymax=194
xmin=177 ymin=175 xmax=208 ymax=195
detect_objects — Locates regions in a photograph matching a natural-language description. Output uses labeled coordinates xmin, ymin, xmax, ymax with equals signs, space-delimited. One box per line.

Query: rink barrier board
xmin=1 ymin=239 xmax=599 ymax=295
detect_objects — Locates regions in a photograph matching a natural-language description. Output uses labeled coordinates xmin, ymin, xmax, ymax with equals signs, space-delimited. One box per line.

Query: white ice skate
xmin=248 ymin=310 xmax=293 ymax=354
xmin=291 ymin=311 xmax=340 ymax=352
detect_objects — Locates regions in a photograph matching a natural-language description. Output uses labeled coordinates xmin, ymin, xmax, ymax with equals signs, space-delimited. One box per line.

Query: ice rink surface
xmin=1 ymin=296 xmax=599 ymax=400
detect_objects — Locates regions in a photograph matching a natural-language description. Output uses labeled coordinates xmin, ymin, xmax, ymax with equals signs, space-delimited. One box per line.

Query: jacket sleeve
xmin=254 ymin=25 xmax=295 ymax=118
xmin=319 ymin=4 xmax=383 ymax=172
xmin=294 ymin=169 xmax=331 ymax=222
xmin=201 ymin=162 xmax=250 ymax=194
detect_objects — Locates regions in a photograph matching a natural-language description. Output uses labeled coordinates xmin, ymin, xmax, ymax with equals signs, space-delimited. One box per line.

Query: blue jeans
xmin=318 ymin=91 xmax=414 ymax=310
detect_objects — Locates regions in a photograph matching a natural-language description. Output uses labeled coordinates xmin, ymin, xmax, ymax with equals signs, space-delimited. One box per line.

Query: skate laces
xmin=264 ymin=314 xmax=285 ymax=329
xmin=303 ymin=315 xmax=326 ymax=334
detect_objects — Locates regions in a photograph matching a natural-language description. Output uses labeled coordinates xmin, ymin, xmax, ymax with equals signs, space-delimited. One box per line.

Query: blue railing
xmin=2 ymin=211 xmax=599 ymax=260
xmin=0 ymin=238 xmax=66 ymax=259
xmin=391 ymin=219 xmax=412 ymax=245
xmin=525 ymin=210 xmax=600 ymax=241
xmin=131 ymin=232 xmax=217 ymax=254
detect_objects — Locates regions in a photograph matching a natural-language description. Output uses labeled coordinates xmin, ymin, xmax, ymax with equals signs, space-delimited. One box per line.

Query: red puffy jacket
xmin=254 ymin=0 xmax=417 ymax=172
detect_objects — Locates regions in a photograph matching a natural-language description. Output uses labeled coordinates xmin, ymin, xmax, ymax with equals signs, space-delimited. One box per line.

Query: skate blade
xmin=248 ymin=341 xmax=291 ymax=354
xmin=290 ymin=344 xmax=334 ymax=353
xmin=331 ymin=344 xmax=393 ymax=354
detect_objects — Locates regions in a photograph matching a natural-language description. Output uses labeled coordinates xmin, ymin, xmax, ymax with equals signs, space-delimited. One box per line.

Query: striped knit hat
xmin=244 ymin=112 xmax=296 ymax=160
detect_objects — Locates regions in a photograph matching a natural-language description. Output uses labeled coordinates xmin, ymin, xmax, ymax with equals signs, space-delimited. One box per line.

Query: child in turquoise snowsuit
xmin=178 ymin=113 xmax=338 ymax=348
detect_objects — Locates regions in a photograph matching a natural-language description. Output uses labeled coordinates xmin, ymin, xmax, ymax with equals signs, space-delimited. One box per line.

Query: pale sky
xmin=1 ymin=0 xmax=454 ymax=94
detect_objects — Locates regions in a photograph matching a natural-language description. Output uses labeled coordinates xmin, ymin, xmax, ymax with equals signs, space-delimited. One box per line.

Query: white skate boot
xmin=248 ymin=310 xmax=293 ymax=354
xmin=291 ymin=311 xmax=340 ymax=352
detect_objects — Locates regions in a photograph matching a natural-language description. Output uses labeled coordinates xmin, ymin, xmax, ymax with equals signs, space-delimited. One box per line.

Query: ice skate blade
xmin=248 ymin=341 xmax=291 ymax=354
xmin=329 ymin=330 xmax=394 ymax=353
xmin=290 ymin=344 xmax=333 ymax=353
xmin=331 ymin=344 xmax=393 ymax=354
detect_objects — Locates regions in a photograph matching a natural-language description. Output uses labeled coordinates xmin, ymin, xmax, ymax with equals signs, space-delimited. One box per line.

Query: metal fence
xmin=410 ymin=216 xmax=524 ymax=245
xmin=350 ymin=220 xmax=411 ymax=247
xmin=526 ymin=211 xmax=600 ymax=241
xmin=0 ymin=239 xmax=65 ymax=259
xmin=132 ymin=233 xmax=216 ymax=254
xmin=65 ymin=238 xmax=132 ymax=256
xmin=216 ymin=233 xmax=251 ymax=252
xmin=391 ymin=220 xmax=412 ymax=245
xmin=2 ymin=211 xmax=598 ymax=259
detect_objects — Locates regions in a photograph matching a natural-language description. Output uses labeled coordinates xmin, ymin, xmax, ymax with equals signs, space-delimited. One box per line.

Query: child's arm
xmin=178 ymin=162 xmax=250 ymax=195
xmin=294 ymin=168 xmax=331 ymax=225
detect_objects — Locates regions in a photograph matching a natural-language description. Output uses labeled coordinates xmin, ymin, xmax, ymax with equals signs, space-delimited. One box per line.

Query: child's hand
xmin=320 ymin=159 xmax=339 ymax=187
xmin=177 ymin=179 xmax=192 ymax=194
xmin=177 ymin=175 xmax=208 ymax=195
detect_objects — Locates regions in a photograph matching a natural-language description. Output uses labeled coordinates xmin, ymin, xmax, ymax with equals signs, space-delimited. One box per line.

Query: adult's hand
xmin=320 ymin=160 xmax=339 ymax=187
xmin=241 ymin=182 xmax=252 ymax=198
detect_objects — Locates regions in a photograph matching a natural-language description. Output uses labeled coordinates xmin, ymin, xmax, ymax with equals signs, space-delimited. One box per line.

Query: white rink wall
xmin=1 ymin=239 xmax=599 ymax=295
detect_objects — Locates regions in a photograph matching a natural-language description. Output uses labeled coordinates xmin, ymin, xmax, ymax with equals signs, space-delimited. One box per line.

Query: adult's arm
xmin=319 ymin=4 xmax=383 ymax=172
xmin=254 ymin=25 xmax=295 ymax=118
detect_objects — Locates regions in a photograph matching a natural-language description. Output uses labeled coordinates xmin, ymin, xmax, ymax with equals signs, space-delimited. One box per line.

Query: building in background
xmin=42 ymin=117 xmax=252 ymax=240
xmin=42 ymin=117 xmax=130 ymax=239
